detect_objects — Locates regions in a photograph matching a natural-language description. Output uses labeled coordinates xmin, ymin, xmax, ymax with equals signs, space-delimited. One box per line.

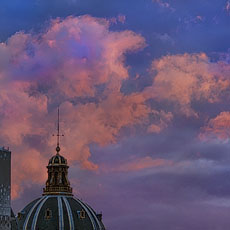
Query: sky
xmin=1 ymin=0 xmax=230 ymax=229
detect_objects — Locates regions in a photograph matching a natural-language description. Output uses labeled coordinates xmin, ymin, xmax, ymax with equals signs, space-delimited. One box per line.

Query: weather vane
xmin=53 ymin=107 xmax=64 ymax=154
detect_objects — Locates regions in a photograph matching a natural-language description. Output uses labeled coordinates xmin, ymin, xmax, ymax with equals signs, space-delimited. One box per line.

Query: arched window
xmin=18 ymin=212 xmax=22 ymax=220
xmin=80 ymin=209 xmax=86 ymax=219
xmin=45 ymin=208 xmax=52 ymax=219
xmin=77 ymin=209 xmax=86 ymax=219
xmin=54 ymin=172 xmax=58 ymax=185
xmin=62 ymin=172 xmax=67 ymax=185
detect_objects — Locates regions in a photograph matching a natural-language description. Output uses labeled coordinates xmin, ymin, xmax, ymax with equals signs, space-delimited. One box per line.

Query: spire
xmin=43 ymin=107 xmax=73 ymax=196
xmin=54 ymin=107 xmax=64 ymax=155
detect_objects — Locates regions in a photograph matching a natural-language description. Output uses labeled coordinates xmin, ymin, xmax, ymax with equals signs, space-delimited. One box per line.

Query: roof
xmin=17 ymin=195 xmax=105 ymax=230
xmin=0 ymin=147 xmax=10 ymax=152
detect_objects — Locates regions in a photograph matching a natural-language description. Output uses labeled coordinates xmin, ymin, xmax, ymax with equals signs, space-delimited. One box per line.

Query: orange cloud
xmin=0 ymin=15 xmax=172 ymax=199
xmin=4 ymin=18 xmax=229 ymax=200
xmin=58 ymin=92 xmax=171 ymax=170
xmin=12 ymin=149 xmax=47 ymax=199
xmin=109 ymin=157 xmax=173 ymax=172
xmin=144 ymin=53 xmax=230 ymax=116
xmin=199 ymin=112 xmax=230 ymax=141
xmin=147 ymin=111 xmax=173 ymax=133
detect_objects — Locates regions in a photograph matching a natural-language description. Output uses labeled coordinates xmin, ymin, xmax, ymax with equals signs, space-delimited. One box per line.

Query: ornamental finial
xmin=53 ymin=107 xmax=64 ymax=154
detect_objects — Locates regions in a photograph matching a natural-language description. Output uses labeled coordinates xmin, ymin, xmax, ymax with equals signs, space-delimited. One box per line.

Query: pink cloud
xmin=152 ymin=0 xmax=174 ymax=11
xmin=0 ymin=15 xmax=172 ymax=198
xmin=4 ymin=17 xmax=229 ymax=200
xmin=153 ymin=0 xmax=170 ymax=8
xmin=199 ymin=112 xmax=230 ymax=142
xmin=117 ymin=14 xmax=126 ymax=24
xmin=196 ymin=16 xmax=204 ymax=22
xmin=109 ymin=14 xmax=126 ymax=25
xmin=143 ymin=53 xmax=230 ymax=116
xmin=108 ymin=157 xmax=173 ymax=172
xmin=225 ymin=1 xmax=230 ymax=13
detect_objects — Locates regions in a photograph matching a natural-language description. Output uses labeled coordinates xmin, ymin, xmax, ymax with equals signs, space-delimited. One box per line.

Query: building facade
xmin=0 ymin=147 xmax=11 ymax=230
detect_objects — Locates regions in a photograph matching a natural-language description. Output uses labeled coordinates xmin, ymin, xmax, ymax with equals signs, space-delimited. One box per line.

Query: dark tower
xmin=0 ymin=147 xmax=11 ymax=230
xmin=43 ymin=107 xmax=72 ymax=196
xmin=43 ymin=148 xmax=73 ymax=196
xmin=17 ymin=108 xmax=105 ymax=230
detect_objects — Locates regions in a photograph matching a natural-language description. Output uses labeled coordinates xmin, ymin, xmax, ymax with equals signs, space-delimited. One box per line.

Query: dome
xmin=48 ymin=154 xmax=67 ymax=166
xmin=17 ymin=196 xmax=105 ymax=230
xmin=43 ymin=151 xmax=72 ymax=196
xmin=17 ymin=151 xmax=106 ymax=230
xmin=17 ymin=110 xmax=106 ymax=229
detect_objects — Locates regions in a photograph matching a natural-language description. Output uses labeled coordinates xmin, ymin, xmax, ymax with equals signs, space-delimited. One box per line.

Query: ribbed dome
xmin=48 ymin=154 xmax=67 ymax=166
xmin=17 ymin=196 xmax=105 ymax=230
xmin=17 ymin=109 xmax=106 ymax=229
xmin=43 ymin=152 xmax=73 ymax=196
xmin=17 ymin=145 xmax=106 ymax=229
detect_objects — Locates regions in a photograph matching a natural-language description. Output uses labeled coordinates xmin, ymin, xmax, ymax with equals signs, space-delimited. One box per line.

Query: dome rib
xmin=58 ymin=196 xmax=64 ymax=230
xmin=76 ymin=198 xmax=97 ymax=230
xmin=81 ymin=200 xmax=104 ymax=230
xmin=32 ymin=196 xmax=49 ymax=230
xmin=63 ymin=196 xmax=75 ymax=230
xmin=19 ymin=196 xmax=105 ymax=230
xmin=23 ymin=197 xmax=44 ymax=230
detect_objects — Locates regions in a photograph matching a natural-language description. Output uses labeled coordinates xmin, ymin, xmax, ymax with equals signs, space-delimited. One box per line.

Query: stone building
xmin=0 ymin=147 xmax=11 ymax=230
xmin=17 ymin=145 xmax=106 ymax=230
xmin=1 ymin=109 xmax=106 ymax=230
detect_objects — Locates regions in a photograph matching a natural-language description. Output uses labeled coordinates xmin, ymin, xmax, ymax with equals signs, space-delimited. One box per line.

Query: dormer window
xmin=54 ymin=156 xmax=59 ymax=163
xmin=77 ymin=209 xmax=86 ymax=219
xmin=96 ymin=213 xmax=102 ymax=221
xmin=80 ymin=209 xmax=86 ymax=219
xmin=45 ymin=208 xmax=52 ymax=219
xmin=18 ymin=211 xmax=25 ymax=220
xmin=18 ymin=213 xmax=22 ymax=220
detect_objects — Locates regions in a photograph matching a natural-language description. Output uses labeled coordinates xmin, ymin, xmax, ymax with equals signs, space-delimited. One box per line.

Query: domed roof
xmin=17 ymin=195 xmax=105 ymax=230
xmin=48 ymin=153 xmax=67 ymax=166
xmin=17 ymin=151 xmax=106 ymax=230
xmin=17 ymin=109 xmax=105 ymax=230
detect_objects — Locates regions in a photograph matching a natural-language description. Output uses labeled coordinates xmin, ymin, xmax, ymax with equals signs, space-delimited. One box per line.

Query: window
xmin=80 ymin=209 xmax=86 ymax=219
xmin=45 ymin=208 xmax=52 ymax=219
xmin=54 ymin=172 xmax=58 ymax=185
xmin=62 ymin=172 xmax=67 ymax=185
xmin=77 ymin=209 xmax=86 ymax=219
xmin=18 ymin=213 xmax=22 ymax=220
xmin=96 ymin=213 xmax=102 ymax=221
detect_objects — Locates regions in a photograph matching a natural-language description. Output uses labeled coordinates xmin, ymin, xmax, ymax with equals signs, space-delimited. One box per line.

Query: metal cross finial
xmin=53 ymin=107 xmax=64 ymax=154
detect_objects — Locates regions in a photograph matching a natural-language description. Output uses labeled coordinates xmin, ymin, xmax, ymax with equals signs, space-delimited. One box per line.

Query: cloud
xmin=152 ymin=0 xmax=173 ymax=11
xmin=154 ymin=33 xmax=175 ymax=45
xmin=143 ymin=53 xmax=230 ymax=116
xmin=3 ymin=15 xmax=230 ymax=207
xmin=0 ymin=15 xmax=173 ymax=198
xmin=109 ymin=14 xmax=126 ymax=25
xmin=225 ymin=1 xmax=230 ymax=13
xmin=199 ymin=111 xmax=230 ymax=142
xmin=4 ymin=41 xmax=230 ymax=199
xmin=4 ymin=42 xmax=230 ymax=200
xmin=114 ymin=156 xmax=173 ymax=172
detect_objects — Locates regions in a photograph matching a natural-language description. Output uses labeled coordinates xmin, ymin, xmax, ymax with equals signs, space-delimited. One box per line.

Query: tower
xmin=42 ymin=148 xmax=73 ymax=196
xmin=17 ymin=109 xmax=105 ymax=230
xmin=0 ymin=147 xmax=11 ymax=230
xmin=43 ymin=108 xmax=72 ymax=196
